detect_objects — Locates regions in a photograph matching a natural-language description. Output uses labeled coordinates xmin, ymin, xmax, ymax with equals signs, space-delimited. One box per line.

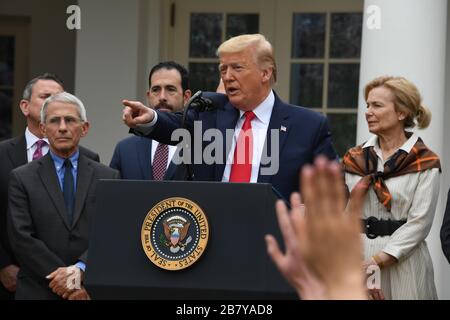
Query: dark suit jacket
xmin=441 ymin=188 xmax=450 ymax=264
xmin=109 ymin=135 xmax=183 ymax=180
xmin=7 ymin=153 xmax=118 ymax=299
xmin=0 ymin=136 xmax=100 ymax=273
xmin=0 ymin=133 xmax=102 ymax=299
xmin=134 ymin=92 xmax=337 ymax=200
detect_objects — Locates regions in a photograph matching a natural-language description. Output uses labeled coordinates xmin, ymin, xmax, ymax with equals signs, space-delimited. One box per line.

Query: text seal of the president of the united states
xmin=141 ymin=197 xmax=209 ymax=271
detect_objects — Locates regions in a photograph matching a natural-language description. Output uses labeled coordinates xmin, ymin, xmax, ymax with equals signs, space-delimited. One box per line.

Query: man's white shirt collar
xmin=25 ymin=127 xmax=49 ymax=150
xmin=238 ymin=90 xmax=274 ymax=124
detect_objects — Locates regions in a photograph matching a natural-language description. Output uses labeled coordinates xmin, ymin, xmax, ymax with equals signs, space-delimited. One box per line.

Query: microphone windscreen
xmin=201 ymin=92 xmax=227 ymax=110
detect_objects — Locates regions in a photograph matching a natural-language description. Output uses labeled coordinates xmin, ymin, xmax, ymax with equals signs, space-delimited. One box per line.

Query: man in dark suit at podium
xmin=122 ymin=34 xmax=337 ymax=200
xmin=110 ymin=62 xmax=191 ymax=180
xmin=0 ymin=74 xmax=99 ymax=300
xmin=7 ymin=92 xmax=119 ymax=300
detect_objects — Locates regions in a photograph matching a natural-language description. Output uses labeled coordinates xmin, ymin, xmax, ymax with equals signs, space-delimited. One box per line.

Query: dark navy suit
xmin=133 ymin=92 xmax=337 ymax=200
xmin=110 ymin=136 xmax=181 ymax=180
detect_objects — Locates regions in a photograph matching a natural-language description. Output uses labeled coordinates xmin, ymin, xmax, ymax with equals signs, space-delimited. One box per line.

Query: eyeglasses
xmin=45 ymin=116 xmax=83 ymax=126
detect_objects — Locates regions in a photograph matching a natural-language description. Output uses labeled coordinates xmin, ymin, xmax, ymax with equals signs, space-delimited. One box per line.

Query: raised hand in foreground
xmin=266 ymin=157 xmax=367 ymax=300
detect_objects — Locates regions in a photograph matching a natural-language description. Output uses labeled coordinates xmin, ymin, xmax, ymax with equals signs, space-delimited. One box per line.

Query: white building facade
xmin=1 ymin=0 xmax=449 ymax=299
xmin=76 ymin=0 xmax=450 ymax=299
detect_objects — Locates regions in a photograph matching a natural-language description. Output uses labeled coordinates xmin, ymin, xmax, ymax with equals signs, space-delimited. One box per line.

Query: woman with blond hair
xmin=343 ymin=76 xmax=441 ymax=299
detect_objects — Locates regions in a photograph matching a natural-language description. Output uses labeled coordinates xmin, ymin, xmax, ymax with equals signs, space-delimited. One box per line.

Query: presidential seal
xmin=141 ymin=197 xmax=209 ymax=271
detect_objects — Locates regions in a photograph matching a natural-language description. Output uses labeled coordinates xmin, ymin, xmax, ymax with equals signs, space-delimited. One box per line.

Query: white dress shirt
xmin=25 ymin=127 xmax=49 ymax=162
xmin=222 ymin=91 xmax=274 ymax=183
xmin=151 ymin=140 xmax=177 ymax=169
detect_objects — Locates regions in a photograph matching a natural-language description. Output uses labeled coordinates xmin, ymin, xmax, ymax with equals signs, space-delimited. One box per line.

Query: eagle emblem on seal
xmin=161 ymin=216 xmax=192 ymax=253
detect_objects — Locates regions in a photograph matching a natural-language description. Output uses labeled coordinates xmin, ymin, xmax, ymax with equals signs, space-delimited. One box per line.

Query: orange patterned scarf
xmin=343 ymin=136 xmax=441 ymax=211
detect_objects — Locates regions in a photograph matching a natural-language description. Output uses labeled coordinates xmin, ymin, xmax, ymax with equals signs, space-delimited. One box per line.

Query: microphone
xmin=183 ymin=90 xmax=203 ymax=109
xmin=184 ymin=91 xmax=221 ymax=112
xmin=189 ymin=97 xmax=214 ymax=111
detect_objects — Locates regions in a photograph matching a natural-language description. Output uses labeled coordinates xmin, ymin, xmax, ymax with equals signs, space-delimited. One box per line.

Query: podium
xmin=84 ymin=180 xmax=297 ymax=299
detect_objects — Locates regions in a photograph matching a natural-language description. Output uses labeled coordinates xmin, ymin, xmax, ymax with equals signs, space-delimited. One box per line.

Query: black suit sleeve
xmin=7 ymin=171 xmax=66 ymax=278
xmin=78 ymin=169 xmax=121 ymax=264
xmin=440 ymin=188 xmax=450 ymax=264
xmin=0 ymin=147 xmax=14 ymax=269
xmin=0 ymin=243 xmax=12 ymax=269
xmin=0 ymin=193 xmax=12 ymax=268
xmin=131 ymin=110 xmax=196 ymax=146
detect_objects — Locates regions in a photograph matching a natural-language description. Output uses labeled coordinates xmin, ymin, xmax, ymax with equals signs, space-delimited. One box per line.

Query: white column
xmin=357 ymin=0 xmax=448 ymax=298
xmin=75 ymin=0 xmax=140 ymax=164
xmin=75 ymin=0 xmax=161 ymax=164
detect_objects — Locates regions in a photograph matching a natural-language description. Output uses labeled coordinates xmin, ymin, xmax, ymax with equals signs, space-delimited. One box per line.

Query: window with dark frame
xmin=290 ymin=12 xmax=362 ymax=157
xmin=188 ymin=12 xmax=259 ymax=93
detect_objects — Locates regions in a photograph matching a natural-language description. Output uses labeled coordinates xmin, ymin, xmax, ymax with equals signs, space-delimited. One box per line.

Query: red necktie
xmin=32 ymin=140 xmax=46 ymax=160
xmin=229 ymin=111 xmax=256 ymax=182
xmin=152 ymin=143 xmax=169 ymax=181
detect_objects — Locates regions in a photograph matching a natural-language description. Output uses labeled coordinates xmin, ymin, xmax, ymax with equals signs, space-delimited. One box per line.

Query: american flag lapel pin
xmin=280 ymin=125 xmax=287 ymax=132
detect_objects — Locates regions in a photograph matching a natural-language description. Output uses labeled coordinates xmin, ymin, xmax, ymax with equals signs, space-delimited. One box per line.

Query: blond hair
xmin=217 ymin=34 xmax=277 ymax=85
xmin=364 ymin=76 xmax=431 ymax=129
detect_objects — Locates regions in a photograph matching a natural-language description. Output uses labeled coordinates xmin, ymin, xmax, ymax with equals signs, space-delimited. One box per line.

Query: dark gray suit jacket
xmin=0 ymin=135 xmax=99 ymax=298
xmin=7 ymin=152 xmax=118 ymax=299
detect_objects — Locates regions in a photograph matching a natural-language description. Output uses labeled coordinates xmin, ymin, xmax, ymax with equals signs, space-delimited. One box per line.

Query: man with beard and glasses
xmin=110 ymin=61 xmax=191 ymax=180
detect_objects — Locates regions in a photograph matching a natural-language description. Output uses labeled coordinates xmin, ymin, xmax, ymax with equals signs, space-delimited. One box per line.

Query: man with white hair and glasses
xmin=7 ymin=92 xmax=119 ymax=300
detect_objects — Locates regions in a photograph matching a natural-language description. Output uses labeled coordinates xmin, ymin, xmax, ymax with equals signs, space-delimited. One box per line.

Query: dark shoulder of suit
xmin=0 ymin=138 xmax=100 ymax=163
xmin=85 ymin=156 xmax=119 ymax=178
xmin=285 ymin=100 xmax=327 ymax=121
xmin=79 ymin=145 xmax=100 ymax=162
xmin=10 ymin=153 xmax=116 ymax=180
xmin=0 ymin=138 xmax=12 ymax=151
xmin=0 ymin=138 xmax=17 ymax=183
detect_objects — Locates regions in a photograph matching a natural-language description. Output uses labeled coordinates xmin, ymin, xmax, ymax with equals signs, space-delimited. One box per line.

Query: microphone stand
xmin=181 ymin=90 xmax=203 ymax=131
